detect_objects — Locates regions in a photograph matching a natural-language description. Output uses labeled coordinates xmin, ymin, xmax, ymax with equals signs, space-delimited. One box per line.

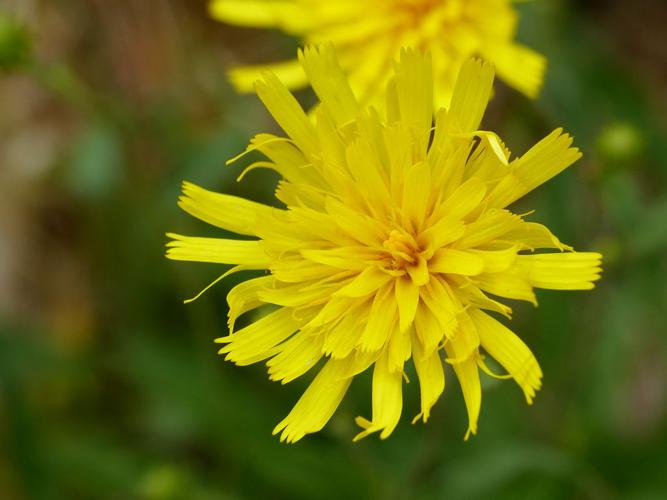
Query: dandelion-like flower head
xmin=167 ymin=46 xmax=601 ymax=443
xmin=210 ymin=0 xmax=546 ymax=106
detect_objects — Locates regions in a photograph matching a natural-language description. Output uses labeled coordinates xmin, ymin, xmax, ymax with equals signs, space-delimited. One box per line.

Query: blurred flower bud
xmin=596 ymin=122 xmax=644 ymax=168
xmin=0 ymin=14 xmax=31 ymax=70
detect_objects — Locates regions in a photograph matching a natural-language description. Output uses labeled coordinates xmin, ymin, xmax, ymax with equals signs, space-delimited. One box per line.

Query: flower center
xmin=383 ymin=229 xmax=421 ymax=270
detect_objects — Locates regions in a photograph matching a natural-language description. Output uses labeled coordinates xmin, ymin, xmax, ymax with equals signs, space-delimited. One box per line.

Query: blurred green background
xmin=1 ymin=0 xmax=666 ymax=499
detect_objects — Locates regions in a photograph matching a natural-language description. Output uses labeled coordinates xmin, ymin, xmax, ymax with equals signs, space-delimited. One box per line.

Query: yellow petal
xmin=503 ymin=221 xmax=573 ymax=251
xmin=516 ymin=252 xmax=603 ymax=290
xmin=413 ymin=301 xmax=444 ymax=354
xmin=270 ymin=258 xmax=336 ymax=284
xmin=407 ymin=256 xmax=430 ymax=287
xmin=456 ymin=209 xmax=523 ymax=249
xmin=244 ymin=133 xmax=324 ymax=187
xmin=463 ymin=133 xmax=511 ymax=189
xmin=325 ymin=197 xmax=387 ymax=247
xmin=338 ymin=349 xmax=381 ymax=379
xmin=429 ymin=248 xmax=485 ymax=276
xmin=445 ymin=312 xmax=480 ymax=364
xmin=384 ymin=124 xmax=416 ymax=200
xmin=304 ymin=296 xmax=356 ymax=329
xmin=335 ymin=267 xmax=393 ymax=297
xmin=216 ymin=307 xmax=309 ymax=366
xmin=258 ymin=280 xmax=341 ymax=307
xmin=469 ymin=309 xmax=543 ymax=404
xmin=267 ymin=330 xmax=324 ymax=384
xmin=437 ymin=140 xmax=475 ymax=199
xmin=301 ymin=247 xmax=377 ymax=271
xmin=355 ymin=103 xmax=390 ymax=170
xmin=313 ymin=107 xmax=349 ymax=184
xmin=178 ymin=181 xmax=276 ymax=236
xmin=227 ymin=275 xmax=273 ymax=332
xmin=419 ymin=218 xmax=465 ymax=253
xmin=322 ymin=302 xmax=368 ymax=359
xmin=467 ymin=245 xmax=519 ymax=273
xmin=395 ymin=277 xmax=420 ymax=332
xmin=387 ymin=327 xmax=412 ymax=374
xmin=420 ymin=277 xmax=460 ymax=338
xmin=448 ymin=59 xmax=495 ymax=133
xmin=444 ymin=338 xmax=481 ymax=440
xmin=432 ymin=177 xmax=487 ymax=222
xmin=392 ymin=48 xmax=434 ymax=153
xmin=359 ymin=284 xmax=397 ymax=351
xmin=344 ymin=38 xmax=395 ymax=105
xmin=254 ymin=72 xmax=319 ymax=157
xmin=228 ymin=59 xmax=307 ymax=93
xmin=402 ymin=161 xmax=433 ymax=232
xmin=165 ymin=233 xmax=269 ymax=268
xmin=353 ymin=349 xmax=404 ymax=441
xmin=472 ymin=132 xmax=510 ymax=168
xmin=209 ymin=0 xmax=305 ymax=32
xmin=474 ymin=269 xmax=537 ymax=305
xmin=274 ymin=182 xmax=327 ymax=210
xmin=411 ymin=330 xmax=445 ymax=424
xmin=273 ymin=357 xmax=354 ymax=443
xmin=451 ymin=279 xmax=513 ymax=318
xmin=299 ymin=45 xmax=360 ymax=126
xmin=492 ymin=129 xmax=582 ymax=207
xmin=345 ymin=138 xmax=392 ymax=218
xmin=484 ymin=43 xmax=546 ymax=99
xmin=426 ymin=107 xmax=451 ymax=168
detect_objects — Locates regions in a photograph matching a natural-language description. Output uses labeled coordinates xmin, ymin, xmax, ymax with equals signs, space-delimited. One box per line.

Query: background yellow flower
xmin=210 ymin=0 xmax=546 ymax=106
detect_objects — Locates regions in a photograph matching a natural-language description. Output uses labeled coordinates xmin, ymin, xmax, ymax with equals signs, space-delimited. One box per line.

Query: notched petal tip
xmin=464 ymin=427 xmax=477 ymax=441
xmin=411 ymin=412 xmax=430 ymax=425
xmin=352 ymin=416 xmax=374 ymax=442
xmin=449 ymin=58 xmax=495 ymax=133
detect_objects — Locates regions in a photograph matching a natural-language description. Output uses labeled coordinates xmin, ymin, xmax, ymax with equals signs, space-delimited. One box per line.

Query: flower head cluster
xmin=167 ymin=46 xmax=601 ymax=443
xmin=210 ymin=0 xmax=546 ymax=106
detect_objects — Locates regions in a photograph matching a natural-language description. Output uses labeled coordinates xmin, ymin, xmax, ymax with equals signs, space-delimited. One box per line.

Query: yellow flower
xmin=167 ymin=46 xmax=601 ymax=443
xmin=210 ymin=0 xmax=546 ymax=106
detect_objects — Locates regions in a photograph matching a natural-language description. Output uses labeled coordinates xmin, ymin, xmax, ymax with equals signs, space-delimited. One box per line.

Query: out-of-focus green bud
xmin=596 ymin=122 xmax=644 ymax=168
xmin=0 ymin=14 xmax=31 ymax=70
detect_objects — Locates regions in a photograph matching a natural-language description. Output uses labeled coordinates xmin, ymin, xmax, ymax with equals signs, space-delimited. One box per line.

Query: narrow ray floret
xmin=166 ymin=45 xmax=602 ymax=443
xmin=210 ymin=0 xmax=546 ymax=106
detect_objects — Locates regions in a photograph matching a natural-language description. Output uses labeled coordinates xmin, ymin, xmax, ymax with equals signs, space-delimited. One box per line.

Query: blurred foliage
xmin=0 ymin=1 xmax=666 ymax=499
xmin=0 ymin=14 xmax=31 ymax=70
